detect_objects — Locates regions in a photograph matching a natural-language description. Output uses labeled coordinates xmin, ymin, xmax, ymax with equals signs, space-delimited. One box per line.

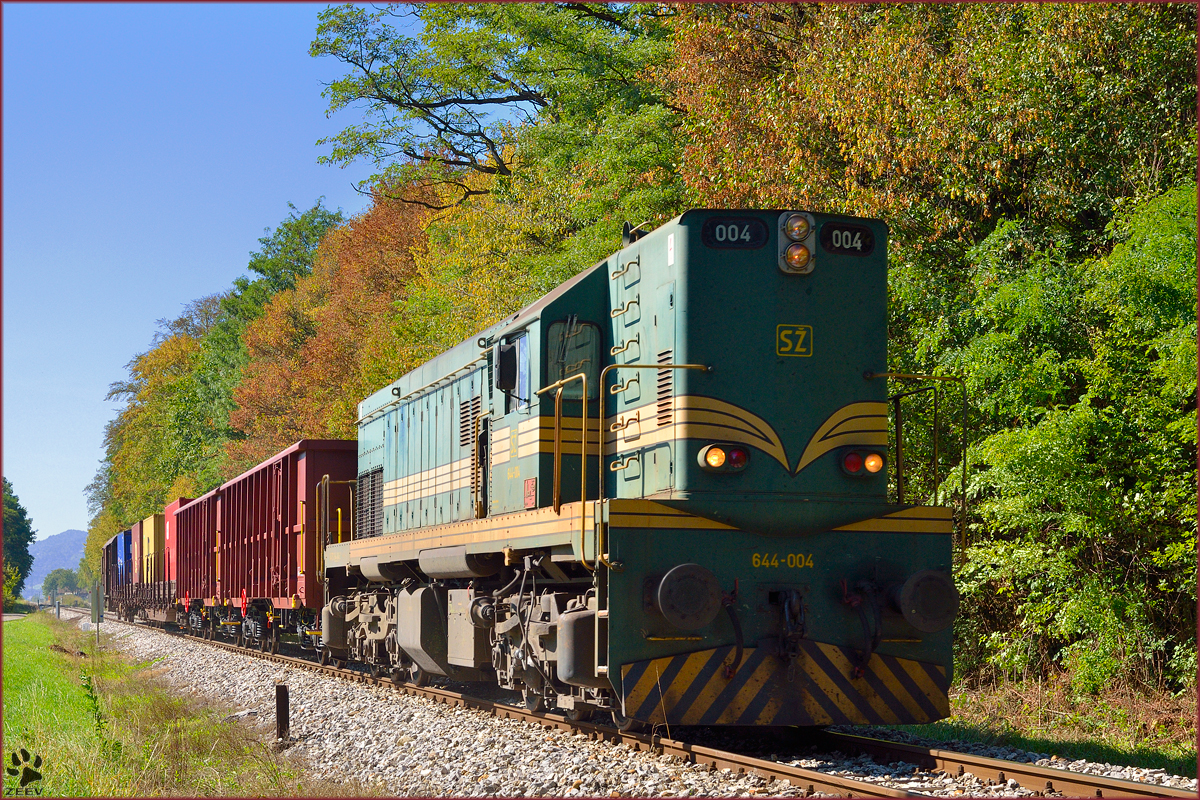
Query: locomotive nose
xmin=891 ymin=570 xmax=959 ymax=633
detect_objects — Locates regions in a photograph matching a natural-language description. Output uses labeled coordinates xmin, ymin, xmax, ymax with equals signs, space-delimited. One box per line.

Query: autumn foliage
xmin=227 ymin=193 xmax=429 ymax=471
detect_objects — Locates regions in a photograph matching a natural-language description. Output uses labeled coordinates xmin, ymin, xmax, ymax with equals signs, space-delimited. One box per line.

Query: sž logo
xmin=4 ymin=749 xmax=42 ymax=795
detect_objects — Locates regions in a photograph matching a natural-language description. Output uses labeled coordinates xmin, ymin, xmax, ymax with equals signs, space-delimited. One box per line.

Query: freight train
xmin=104 ymin=208 xmax=961 ymax=729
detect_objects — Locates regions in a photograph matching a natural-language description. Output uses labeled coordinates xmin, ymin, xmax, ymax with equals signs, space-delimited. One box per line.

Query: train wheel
xmin=522 ymin=690 xmax=545 ymax=712
xmin=409 ymin=664 xmax=429 ymax=687
xmin=611 ymin=710 xmax=646 ymax=733
xmin=259 ymin=636 xmax=269 ymax=653
xmin=319 ymin=648 xmax=330 ymax=667
xmin=567 ymin=706 xmax=594 ymax=723
xmin=370 ymin=664 xmax=383 ymax=680
xmin=235 ymin=631 xmax=243 ymax=648
xmin=270 ymin=637 xmax=279 ymax=655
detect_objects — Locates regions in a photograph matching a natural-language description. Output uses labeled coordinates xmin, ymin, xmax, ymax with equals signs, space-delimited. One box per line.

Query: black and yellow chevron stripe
xmin=620 ymin=640 xmax=948 ymax=726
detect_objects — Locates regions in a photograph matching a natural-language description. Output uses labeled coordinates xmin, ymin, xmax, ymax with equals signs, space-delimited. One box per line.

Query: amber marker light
xmin=864 ymin=453 xmax=884 ymax=473
xmin=705 ymin=446 xmax=727 ymax=468
xmin=784 ymin=214 xmax=811 ymax=241
xmin=785 ymin=243 xmax=811 ymax=270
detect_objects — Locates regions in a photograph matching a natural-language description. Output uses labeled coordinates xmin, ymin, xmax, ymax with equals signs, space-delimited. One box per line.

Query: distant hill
xmin=23 ymin=529 xmax=87 ymax=599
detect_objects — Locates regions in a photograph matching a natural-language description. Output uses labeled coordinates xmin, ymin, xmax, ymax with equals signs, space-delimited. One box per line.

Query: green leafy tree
xmin=189 ymin=200 xmax=344 ymax=484
xmin=946 ymin=184 xmax=1197 ymax=692
xmin=42 ymin=568 xmax=79 ymax=597
xmin=312 ymin=4 xmax=679 ymax=208
xmin=2 ymin=478 xmax=36 ymax=598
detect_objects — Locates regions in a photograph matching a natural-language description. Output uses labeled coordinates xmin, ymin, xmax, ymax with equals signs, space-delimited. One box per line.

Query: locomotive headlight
xmin=705 ymin=446 xmax=727 ymax=468
xmin=698 ymin=444 xmax=750 ymax=472
xmin=784 ymin=243 xmax=811 ymax=270
xmin=784 ymin=214 xmax=811 ymax=241
xmin=864 ymin=453 xmax=884 ymax=473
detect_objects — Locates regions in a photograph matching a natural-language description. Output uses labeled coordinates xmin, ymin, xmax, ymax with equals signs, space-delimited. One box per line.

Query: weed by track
xmin=885 ymin=678 xmax=1197 ymax=778
xmin=2 ymin=611 xmax=373 ymax=797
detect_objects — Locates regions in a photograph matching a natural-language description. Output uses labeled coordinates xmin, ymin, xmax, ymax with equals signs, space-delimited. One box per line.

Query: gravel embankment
xmin=85 ymin=618 xmax=1197 ymax=797
xmin=832 ymin=725 xmax=1198 ymax=793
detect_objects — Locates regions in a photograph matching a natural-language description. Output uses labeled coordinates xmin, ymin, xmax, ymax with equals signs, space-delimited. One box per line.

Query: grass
xmin=2 ymin=611 xmax=370 ymax=796
xmin=884 ymin=677 xmax=1197 ymax=778
xmin=2 ymin=598 xmax=38 ymax=615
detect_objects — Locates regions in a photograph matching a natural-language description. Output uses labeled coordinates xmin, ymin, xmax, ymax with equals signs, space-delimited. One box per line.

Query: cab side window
xmin=547 ymin=319 xmax=599 ymax=400
xmin=504 ymin=333 xmax=531 ymax=414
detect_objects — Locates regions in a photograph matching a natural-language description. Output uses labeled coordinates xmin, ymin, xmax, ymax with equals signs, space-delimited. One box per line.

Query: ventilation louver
xmin=356 ymin=466 xmax=384 ymax=539
xmin=656 ymin=349 xmax=674 ymax=427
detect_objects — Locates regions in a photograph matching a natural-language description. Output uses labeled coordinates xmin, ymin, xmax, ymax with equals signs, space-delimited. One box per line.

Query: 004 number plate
xmin=701 ymin=217 xmax=769 ymax=249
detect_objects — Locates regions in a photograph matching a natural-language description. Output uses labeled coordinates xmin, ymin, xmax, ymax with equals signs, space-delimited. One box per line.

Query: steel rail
xmin=74 ymin=611 xmax=1193 ymax=800
xmin=814 ymin=731 xmax=1196 ymax=799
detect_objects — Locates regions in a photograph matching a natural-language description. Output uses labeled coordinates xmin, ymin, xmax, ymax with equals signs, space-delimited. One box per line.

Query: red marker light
xmin=728 ymin=448 xmax=749 ymax=469
xmin=843 ymin=452 xmax=863 ymax=473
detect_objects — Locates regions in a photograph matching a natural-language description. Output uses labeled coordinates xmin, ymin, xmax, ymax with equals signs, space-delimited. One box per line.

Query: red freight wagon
xmin=200 ymin=440 xmax=356 ymax=651
xmin=130 ymin=520 xmax=143 ymax=584
xmin=175 ymin=487 xmax=220 ymax=626
xmin=163 ymin=497 xmax=189 ymax=586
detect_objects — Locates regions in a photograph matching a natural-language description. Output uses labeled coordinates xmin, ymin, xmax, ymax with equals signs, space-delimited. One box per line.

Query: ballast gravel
xmin=85 ymin=617 xmax=1197 ymax=797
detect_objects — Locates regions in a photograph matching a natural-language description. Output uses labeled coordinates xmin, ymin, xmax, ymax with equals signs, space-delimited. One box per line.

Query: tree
xmin=311 ymin=3 xmax=681 ymax=213
xmin=227 ymin=192 xmax=427 ymax=470
xmin=43 ymin=568 xmax=79 ymax=598
xmin=2 ymin=478 xmax=36 ymax=598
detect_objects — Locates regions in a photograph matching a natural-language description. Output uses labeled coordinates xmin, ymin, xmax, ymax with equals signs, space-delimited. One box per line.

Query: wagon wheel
xmin=409 ymin=663 xmax=429 ymax=687
xmin=567 ymin=705 xmax=594 ymax=723
xmin=235 ymin=630 xmax=244 ymax=648
xmin=611 ymin=709 xmax=646 ymax=733
xmin=319 ymin=648 xmax=330 ymax=667
xmin=270 ymin=637 xmax=279 ymax=655
xmin=260 ymin=635 xmax=269 ymax=653
xmin=370 ymin=664 xmax=383 ymax=681
xmin=522 ymin=689 xmax=545 ymax=713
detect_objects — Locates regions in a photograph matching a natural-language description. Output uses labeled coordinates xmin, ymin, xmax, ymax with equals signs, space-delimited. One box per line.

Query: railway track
xmin=67 ymin=609 xmax=1194 ymax=799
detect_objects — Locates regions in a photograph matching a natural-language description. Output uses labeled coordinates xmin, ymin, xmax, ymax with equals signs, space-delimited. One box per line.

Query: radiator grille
xmin=459 ymin=396 xmax=482 ymax=448
xmin=356 ymin=466 xmax=384 ymax=539
xmin=656 ymin=349 xmax=674 ymax=427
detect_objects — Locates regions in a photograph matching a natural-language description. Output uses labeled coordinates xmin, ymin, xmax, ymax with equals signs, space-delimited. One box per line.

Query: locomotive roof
xmin=358 ymin=257 xmax=606 ymax=420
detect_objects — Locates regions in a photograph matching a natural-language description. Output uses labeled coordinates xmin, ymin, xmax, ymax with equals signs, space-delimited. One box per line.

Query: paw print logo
xmin=6 ymin=749 xmax=42 ymax=787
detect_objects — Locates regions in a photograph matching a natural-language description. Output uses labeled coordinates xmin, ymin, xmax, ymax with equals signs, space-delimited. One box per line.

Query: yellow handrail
xmin=472 ymin=410 xmax=491 ymax=518
xmin=535 ymin=372 xmax=590 ymax=570
xmin=865 ymin=371 xmax=969 ymax=549
xmin=596 ymin=362 xmax=710 ymax=569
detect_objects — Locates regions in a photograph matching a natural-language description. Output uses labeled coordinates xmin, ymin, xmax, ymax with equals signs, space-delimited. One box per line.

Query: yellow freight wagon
xmin=142 ymin=513 xmax=166 ymax=583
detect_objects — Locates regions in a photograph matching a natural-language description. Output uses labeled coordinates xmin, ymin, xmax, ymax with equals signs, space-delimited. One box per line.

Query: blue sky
xmin=3 ymin=4 xmax=394 ymax=539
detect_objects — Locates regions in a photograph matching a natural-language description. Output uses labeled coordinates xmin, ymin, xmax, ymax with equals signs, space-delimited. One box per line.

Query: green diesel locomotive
xmin=321 ymin=209 xmax=959 ymax=727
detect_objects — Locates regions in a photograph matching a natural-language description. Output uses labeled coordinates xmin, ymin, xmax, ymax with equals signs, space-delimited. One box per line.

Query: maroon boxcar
xmin=218 ymin=439 xmax=355 ymax=612
xmin=177 ymin=440 xmax=355 ymax=649
xmin=175 ymin=487 xmax=220 ymax=612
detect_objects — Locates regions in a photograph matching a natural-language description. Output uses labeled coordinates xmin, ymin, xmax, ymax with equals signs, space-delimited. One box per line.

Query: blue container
xmin=117 ymin=530 xmax=132 ymax=586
